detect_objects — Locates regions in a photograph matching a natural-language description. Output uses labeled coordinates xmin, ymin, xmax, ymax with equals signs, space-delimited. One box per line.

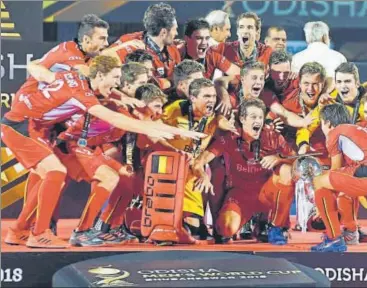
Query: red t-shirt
xmin=281 ymin=87 xmax=326 ymax=151
xmin=19 ymin=41 xmax=86 ymax=95
xmin=281 ymin=88 xmax=303 ymax=115
xmin=110 ymin=43 xmax=138 ymax=64
xmin=208 ymin=128 xmax=293 ymax=188
xmin=203 ymin=50 xmax=233 ymax=79
xmin=115 ymin=31 xmax=181 ymax=79
xmin=5 ymin=71 xmax=99 ymax=125
xmin=205 ymin=41 xmax=272 ymax=79
xmin=327 ymin=124 xmax=367 ymax=166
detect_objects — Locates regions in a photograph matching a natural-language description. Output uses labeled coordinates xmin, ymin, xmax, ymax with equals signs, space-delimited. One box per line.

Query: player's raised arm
xmin=214 ymin=75 xmax=237 ymax=115
xmin=88 ymin=104 xmax=204 ymax=141
xmin=192 ymin=150 xmax=216 ymax=177
xmin=27 ymin=61 xmax=56 ymax=84
xmin=86 ymin=55 xmax=207 ymax=140
xmin=101 ymin=39 xmax=146 ymax=63
xmin=270 ymin=101 xmax=315 ymax=128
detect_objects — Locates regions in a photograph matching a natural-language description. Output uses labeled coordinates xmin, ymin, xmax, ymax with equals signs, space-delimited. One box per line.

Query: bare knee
xmin=216 ymin=211 xmax=241 ymax=237
xmin=278 ymin=164 xmax=292 ymax=185
xmin=36 ymin=154 xmax=67 ymax=177
xmin=94 ymin=165 xmax=119 ymax=192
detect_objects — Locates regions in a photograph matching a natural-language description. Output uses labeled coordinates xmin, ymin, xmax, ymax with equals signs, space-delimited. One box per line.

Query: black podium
xmin=52 ymin=251 xmax=330 ymax=287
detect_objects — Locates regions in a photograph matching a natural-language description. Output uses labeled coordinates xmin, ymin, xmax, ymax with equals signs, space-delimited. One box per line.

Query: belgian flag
xmin=151 ymin=155 xmax=174 ymax=174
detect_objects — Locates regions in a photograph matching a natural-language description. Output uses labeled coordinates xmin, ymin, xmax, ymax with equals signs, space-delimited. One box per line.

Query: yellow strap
xmin=359 ymin=196 xmax=367 ymax=209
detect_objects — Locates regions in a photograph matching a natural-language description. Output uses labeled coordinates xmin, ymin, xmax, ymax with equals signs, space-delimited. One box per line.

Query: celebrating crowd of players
xmin=2 ymin=3 xmax=367 ymax=252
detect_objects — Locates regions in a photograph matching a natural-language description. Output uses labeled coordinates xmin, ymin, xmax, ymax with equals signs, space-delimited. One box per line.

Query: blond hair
xmin=89 ymin=55 xmax=120 ymax=79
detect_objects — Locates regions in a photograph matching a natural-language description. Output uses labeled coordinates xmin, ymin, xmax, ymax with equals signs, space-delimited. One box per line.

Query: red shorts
xmin=219 ymin=185 xmax=269 ymax=226
xmin=1 ymin=118 xmax=53 ymax=169
xmin=330 ymin=165 xmax=367 ymax=197
xmin=54 ymin=147 xmax=88 ymax=182
xmin=70 ymin=145 xmax=123 ymax=181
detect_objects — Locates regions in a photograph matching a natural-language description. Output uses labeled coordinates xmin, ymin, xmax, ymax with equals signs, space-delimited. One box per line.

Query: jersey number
xmin=41 ymin=80 xmax=64 ymax=99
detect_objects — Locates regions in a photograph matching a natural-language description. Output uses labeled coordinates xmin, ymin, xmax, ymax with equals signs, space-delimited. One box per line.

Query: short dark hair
xmin=184 ymin=19 xmax=210 ymax=37
xmin=125 ymin=49 xmax=153 ymax=64
xmin=189 ymin=78 xmax=214 ymax=98
xmin=121 ymin=62 xmax=147 ymax=86
xmin=173 ymin=59 xmax=204 ymax=86
xmin=239 ymin=98 xmax=266 ymax=119
xmin=335 ymin=62 xmax=360 ymax=84
xmin=320 ymin=103 xmax=351 ymax=127
xmin=299 ymin=62 xmax=326 ymax=83
xmin=241 ymin=61 xmax=265 ymax=77
xmin=236 ymin=12 xmax=261 ymax=31
xmin=77 ymin=14 xmax=109 ymax=43
xmin=135 ymin=83 xmax=167 ymax=104
xmin=267 ymin=26 xmax=286 ymax=37
xmin=269 ymin=50 xmax=291 ymax=67
xmin=143 ymin=2 xmax=176 ymax=37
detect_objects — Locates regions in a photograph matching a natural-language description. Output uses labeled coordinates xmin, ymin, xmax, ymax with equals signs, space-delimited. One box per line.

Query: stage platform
xmin=2 ymin=219 xmax=367 ymax=253
xmin=2 ymin=219 xmax=367 ymax=287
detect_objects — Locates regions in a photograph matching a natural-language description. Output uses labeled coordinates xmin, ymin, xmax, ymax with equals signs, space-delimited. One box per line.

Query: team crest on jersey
xmin=157 ymin=67 xmax=165 ymax=76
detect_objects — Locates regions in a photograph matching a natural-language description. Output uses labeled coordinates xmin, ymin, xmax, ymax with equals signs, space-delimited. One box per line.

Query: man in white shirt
xmin=292 ymin=21 xmax=347 ymax=78
xmin=205 ymin=10 xmax=231 ymax=47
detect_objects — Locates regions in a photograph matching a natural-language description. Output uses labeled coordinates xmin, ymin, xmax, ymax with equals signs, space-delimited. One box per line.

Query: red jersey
xmin=110 ymin=43 xmax=138 ymax=64
xmin=263 ymin=78 xmax=299 ymax=104
xmin=19 ymin=41 xmax=86 ymax=95
xmin=281 ymin=88 xmax=304 ymax=115
xmin=327 ymin=124 xmax=367 ymax=166
xmin=205 ymin=41 xmax=272 ymax=79
xmin=114 ymin=31 xmax=181 ymax=79
xmin=58 ymin=103 xmax=130 ymax=147
xmin=208 ymin=128 xmax=293 ymax=188
xmin=5 ymin=71 xmax=99 ymax=126
xmin=281 ymin=88 xmax=326 ymax=152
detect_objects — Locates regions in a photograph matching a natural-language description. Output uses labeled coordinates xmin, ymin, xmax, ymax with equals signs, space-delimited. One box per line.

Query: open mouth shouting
xmin=205 ymin=103 xmax=215 ymax=115
xmin=252 ymin=123 xmax=262 ymax=136
xmin=242 ymin=35 xmax=249 ymax=44
xmin=305 ymin=92 xmax=317 ymax=100
xmin=251 ymin=86 xmax=262 ymax=97
xmin=197 ymin=46 xmax=208 ymax=58
xmin=340 ymin=89 xmax=350 ymax=98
